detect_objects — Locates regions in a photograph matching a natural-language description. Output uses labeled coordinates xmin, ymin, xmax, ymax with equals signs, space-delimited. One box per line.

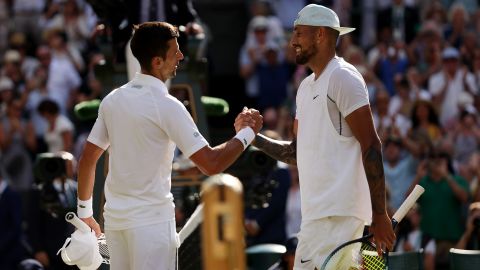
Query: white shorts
xmin=293 ymin=216 xmax=364 ymax=270
xmin=105 ymin=220 xmax=178 ymax=270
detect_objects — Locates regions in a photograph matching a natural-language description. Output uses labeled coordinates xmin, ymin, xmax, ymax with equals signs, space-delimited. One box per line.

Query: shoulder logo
xmin=193 ymin=132 xmax=199 ymax=138
xmin=313 ymin=95 xmax=319 ymax=100
xmin=132 ymin=85 xmax=143 ymax=89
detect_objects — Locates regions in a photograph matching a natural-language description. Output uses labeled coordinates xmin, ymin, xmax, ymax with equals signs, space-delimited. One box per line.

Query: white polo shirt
xmin=88 ymin=73 xmax=208 ymax=230
xmin=295 ymin=57 xmax=372 ymax=223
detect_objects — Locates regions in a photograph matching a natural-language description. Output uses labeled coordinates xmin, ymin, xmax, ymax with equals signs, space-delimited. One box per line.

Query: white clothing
xmin=47 ymin=54 xmax=82 ymax=113
xmin=294 ymin=216 xmax=364 ymax=270
xmin=44 ymin=114 xmax=74 ymax=153
xmin=326 ymin=67 xmax=370 ymax=137
xmin=295 ymin=57 xmax=372 ymax=223
xmin=396 ymin=230 xmax=436 ymax=255
xmin=285 ymin=186 xmax=301 ymax=238
xmin=373 ymin=112 xmax=411 ymax=137
xmin=87 ymin=73 xmax=208 ymax=231
xmin=105 ymin=220 xmax=177 ymax=270
xmin=429 ymin=69 xmax=477 ymax=126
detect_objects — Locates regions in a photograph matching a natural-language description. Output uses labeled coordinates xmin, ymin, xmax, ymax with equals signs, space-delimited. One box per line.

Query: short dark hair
xmin=37 ymin=99 xmax=59 ymax=115
xmin=130 ymin=22 xmax=179 ymax=72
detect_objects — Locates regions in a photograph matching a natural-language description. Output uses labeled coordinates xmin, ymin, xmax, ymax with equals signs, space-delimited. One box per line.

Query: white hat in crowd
xmin=294 ymin=4 xmax=355 ymax=35
xmin=57 ymin=230 xmax=102 ymax=270
xmin=442 ymin=47 xmax=460 ymax=60
xmin=250 ymin=16 xmax=269 ymax=31
xmin=0 ymin=77 xmax=14 ymax=92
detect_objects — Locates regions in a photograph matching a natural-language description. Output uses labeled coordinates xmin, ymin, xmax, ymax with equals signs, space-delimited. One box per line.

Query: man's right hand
xmin=80 ymin=216 xmax=102 ymax=237
xmin=234 ymin=107 xmax=263 ymax=133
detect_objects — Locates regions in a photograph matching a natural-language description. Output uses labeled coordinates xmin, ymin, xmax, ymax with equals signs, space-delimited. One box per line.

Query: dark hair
xmin=37 ymin=99 xmax=60 ymax=115
xmin=410 ymin=100 xmax=440 ymax=129
xmin=130 ymin=22 xmax=179 ymax=72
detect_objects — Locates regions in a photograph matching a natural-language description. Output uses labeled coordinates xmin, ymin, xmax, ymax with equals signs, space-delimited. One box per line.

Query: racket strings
xmin=97 ymin=233 xmax=110 ymax=264
xmin=322 ymin=241 xmax=386 ymax=270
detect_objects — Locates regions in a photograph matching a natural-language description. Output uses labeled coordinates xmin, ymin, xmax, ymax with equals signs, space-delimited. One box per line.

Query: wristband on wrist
xmin=234 ymin=127 xmax=255 ymax=150
xmin=77 ymin=197 xmax=93 ymax=218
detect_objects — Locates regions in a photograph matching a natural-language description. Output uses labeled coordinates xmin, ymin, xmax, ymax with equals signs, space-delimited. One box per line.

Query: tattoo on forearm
xmin=253 ymin=134 xmax=297 ymax=165
xmin=364 ymin=146 xmax=386 ymax=214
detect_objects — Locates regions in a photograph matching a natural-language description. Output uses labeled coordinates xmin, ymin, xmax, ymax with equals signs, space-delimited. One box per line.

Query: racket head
xmin=320 ymin=235 xmax=387 ymax=270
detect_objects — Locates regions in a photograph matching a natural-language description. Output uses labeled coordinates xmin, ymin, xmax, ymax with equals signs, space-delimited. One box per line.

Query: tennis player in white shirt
xmin=251 ymin=5 xmax=396 ymax=269
xmin=76 ymin=22 xmax=262 ymax=270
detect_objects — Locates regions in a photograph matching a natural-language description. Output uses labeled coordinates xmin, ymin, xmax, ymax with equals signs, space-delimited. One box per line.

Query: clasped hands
xmin=235 ymin=107 xmax=263 ymax=134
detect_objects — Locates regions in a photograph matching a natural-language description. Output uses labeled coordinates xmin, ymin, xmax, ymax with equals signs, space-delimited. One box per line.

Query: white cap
xmin=0 ymin=77 xmax=14 ymax=91
xmin=442 ymin=47 xmax=460 ymax=60
xmin=3 ymin=49 xmax=21 ymax=63
xmin=250 ymin=16 xmax=269 ymax=31
xmin=294 ymin=4 xmax=355 ymax=35
xmin=58 ymin=230 xmax=102 ymax=270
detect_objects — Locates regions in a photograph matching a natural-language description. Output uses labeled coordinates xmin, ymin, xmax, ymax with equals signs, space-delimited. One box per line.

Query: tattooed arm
xmin=251 ymin=119 xmax=298 ymax=166
xmin=345 ymin=105 xmax=395 ymax=254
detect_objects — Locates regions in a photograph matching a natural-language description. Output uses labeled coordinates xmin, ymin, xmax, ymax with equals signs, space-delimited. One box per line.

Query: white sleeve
xmin=87 ymin=101 xmax=110 ymax=150
xmin=466 ymin=72 xmax=478 ymax=95
xmin=328 ymin=68 xmax=369 ymax=117
xmin=161 ymin=98 xmax=209 ymax=157
xmin=428 ymin=73 xmax=444 ymax=96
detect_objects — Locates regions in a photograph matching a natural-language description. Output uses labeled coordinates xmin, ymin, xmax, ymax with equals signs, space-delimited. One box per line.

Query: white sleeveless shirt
xmin=295 ymin=57 xmax=372 ymax=223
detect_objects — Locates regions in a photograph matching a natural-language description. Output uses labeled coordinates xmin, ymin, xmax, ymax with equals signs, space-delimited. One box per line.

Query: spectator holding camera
xmin=456 ymin=202 xmax=480 ymax=250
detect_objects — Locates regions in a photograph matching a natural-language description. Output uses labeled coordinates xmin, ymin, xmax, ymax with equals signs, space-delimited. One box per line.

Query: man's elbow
xmin=197 ymin=162 xmax=223 ymax=176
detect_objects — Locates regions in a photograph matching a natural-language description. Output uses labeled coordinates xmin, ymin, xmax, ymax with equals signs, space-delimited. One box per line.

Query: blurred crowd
xmin=1 ymin=0 xmax=480 ymax=270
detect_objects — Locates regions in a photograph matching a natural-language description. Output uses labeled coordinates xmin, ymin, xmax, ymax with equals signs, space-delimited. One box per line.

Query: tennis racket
xmin=65 ymin=212 xmax=110 ymax=264
xmin=320 ymin=185 xmax=425 ymax=270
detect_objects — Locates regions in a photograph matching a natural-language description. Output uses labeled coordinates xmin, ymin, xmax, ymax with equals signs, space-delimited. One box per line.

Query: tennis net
xmin=178 ymin=204 xmax=204 ymax=270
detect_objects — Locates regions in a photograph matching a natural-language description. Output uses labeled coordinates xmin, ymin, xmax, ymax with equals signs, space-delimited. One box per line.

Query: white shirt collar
xmin=133 ymin=72 xmax=168 ymax=94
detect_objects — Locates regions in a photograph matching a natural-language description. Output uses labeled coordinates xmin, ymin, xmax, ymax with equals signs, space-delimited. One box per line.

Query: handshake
xmin=234 ymin=107 xmax=263 ymax=135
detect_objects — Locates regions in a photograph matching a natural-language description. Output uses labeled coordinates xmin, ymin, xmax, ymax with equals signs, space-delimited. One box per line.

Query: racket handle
xmin=392 ymin=185 xmax=425 ymax=223
xmin=65 ymin=212 xmax=92 ymax=233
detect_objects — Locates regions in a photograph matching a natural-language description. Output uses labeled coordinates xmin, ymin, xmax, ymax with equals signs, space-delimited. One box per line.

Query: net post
xmin=201 ymin=174 xmax=246 ymax=270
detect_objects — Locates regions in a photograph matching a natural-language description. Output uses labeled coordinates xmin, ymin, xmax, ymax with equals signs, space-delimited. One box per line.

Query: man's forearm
xmin=363 ymin=144 xmax=387 ymax=215
xmin=252 ymin=134 xmax=297 ymax=165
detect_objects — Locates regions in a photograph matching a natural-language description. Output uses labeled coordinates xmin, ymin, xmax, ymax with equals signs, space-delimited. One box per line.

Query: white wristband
xmin=77 ymin=197 xmax=93 ymax=218
xmin=234 ymin=127 xmax=255 ymax=150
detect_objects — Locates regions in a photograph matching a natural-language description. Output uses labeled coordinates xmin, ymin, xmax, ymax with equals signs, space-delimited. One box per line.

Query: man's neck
xmin=310 ymin=50 xmax=336 ymax=80
xmin=141 ymin=69 xmax=166 ymax=82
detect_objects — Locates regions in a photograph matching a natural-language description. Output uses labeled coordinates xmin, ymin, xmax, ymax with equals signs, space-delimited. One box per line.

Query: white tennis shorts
xmin=105 ymin=220 xmax=178 ymax=270
xmin=293 ymin=216 xmax=364 ymax=270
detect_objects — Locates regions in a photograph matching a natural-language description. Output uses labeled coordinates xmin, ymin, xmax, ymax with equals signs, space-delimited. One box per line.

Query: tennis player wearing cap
xmin=76 ymin=22 xmax=262 ymax=270
xmin=250 ymin=4 xmax=396 ymax=269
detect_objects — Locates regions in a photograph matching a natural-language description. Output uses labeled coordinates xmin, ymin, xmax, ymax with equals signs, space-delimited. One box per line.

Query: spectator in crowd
xmin=22 ymin=66 xmax=50 ymax=153
xmin=448 ymin=106 xmax=480 ymax=175
xmin=0 ymin=99 xmax=36 ymax=192
xmin=0 ymin=76 xmax=15 ymax=118
xmin=408 ymin=150 xmax=469 ymax=269
xmin=1 ymin=50 xmax=25 ymax=92
xmin=394 ymin=204 xmax=436 ymax=270
xmin=456 ymin=201 xmax=480 ymax=250
xmin=256 ymin=42 xmax=290 ymax=111
xmin=408 ymin=98 xmax=443 ymax=150
xmin=43 ymin=30 xmax=82 ymax=114
xmin=429 ymin=47 xmax=477 ymax=128
xmin=444 ymin=2 xmax=469 ymax=49
xmin=43 ymin=0 xmax=95 ymax=53
xmin=388 ymin=77 xmax=415 ymax=118
xmin=383 ymin=136 xmax=418 ymax=211
xmin=37 ymin=99 xmax=74 ymax=153
xmin=240 ymin=16 xmax=277 ymax=105
xmin=372 ymin=89 xmax=411 ymax=140
xmin=375 ymin=41 xmax=409 ymax=96
xmin=0 ymin=168 xmax=25 ymax=270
